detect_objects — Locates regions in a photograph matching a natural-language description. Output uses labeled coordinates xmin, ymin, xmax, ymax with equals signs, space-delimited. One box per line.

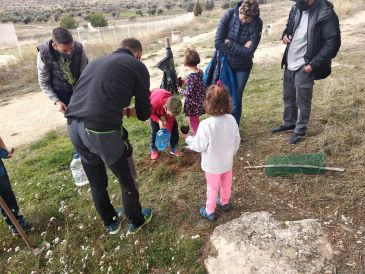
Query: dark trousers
xmin=0 ymin=159 xmax=22 ymax=226
xmin=67 ymin=119 xmax=144 ymax=227
xmin=82 ymin=155 xmax=144 ymax=227
xmin=232 ymin=71 xmax=251 ymax=125
xmin=150 ymin=119 xmax=179 ymax=151
xmin=283 ymin=67 xmax=314 ymax=135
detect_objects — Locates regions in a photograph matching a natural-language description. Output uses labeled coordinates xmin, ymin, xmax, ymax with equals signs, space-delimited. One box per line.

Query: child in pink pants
xmin=183 ymin=82 xmax=240 ymax=220
xmin=178 ymin=48 xmax=205 ymax=135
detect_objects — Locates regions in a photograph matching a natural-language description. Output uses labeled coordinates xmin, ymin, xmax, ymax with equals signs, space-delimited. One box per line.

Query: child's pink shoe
xmin=150 ymin=150 xmax=159 ymax=160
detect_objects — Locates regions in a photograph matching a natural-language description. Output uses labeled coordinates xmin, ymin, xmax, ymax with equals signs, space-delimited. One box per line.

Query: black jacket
xmin=281 ymin=0 xmax=341 ymax=80
xmin=65 ymin=48 xmax=151 ymax=129
xmin=215 ymin=1 xmax=263 ymax=72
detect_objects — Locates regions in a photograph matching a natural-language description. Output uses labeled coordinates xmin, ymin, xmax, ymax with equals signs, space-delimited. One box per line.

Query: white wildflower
xmin=45 ymin=250 xmax=53 ymax=259
xmin=43 ymin=242 xmax=51 ymax=249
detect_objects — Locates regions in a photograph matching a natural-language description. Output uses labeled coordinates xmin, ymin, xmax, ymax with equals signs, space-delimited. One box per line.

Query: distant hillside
xmin=0 ymin=0 xmax=208 ymax=25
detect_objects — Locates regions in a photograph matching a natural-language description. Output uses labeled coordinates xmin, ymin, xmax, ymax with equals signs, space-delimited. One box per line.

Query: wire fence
xmin=74 ymin=13 xmax=194 ymax=44
xmin=0 ymin=13 xmax=194 ymax=52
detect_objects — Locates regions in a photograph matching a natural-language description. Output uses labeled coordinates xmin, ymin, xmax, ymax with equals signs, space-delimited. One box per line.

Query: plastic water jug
xmin=70 ymin=155 xmax=89 ymax=187
xmin=155 ymin=129 xmax=171 ymax=151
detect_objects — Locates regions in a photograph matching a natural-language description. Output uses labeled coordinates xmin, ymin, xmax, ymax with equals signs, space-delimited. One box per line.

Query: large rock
xmin=205 ymin=212 xmax=334 ymax=274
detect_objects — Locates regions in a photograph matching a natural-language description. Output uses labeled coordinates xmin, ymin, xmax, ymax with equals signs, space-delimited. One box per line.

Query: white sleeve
xmin=233 ymin=122 xmax=241 ymax=155
xmin=185 ymin=123 xmax=209 ymax=153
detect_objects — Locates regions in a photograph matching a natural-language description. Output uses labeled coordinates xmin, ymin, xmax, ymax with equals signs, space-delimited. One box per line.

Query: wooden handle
xmin=0 ymin=196 xmax=39 ymax=254
xmin=244 ymin=165 xmax=345 ymax=172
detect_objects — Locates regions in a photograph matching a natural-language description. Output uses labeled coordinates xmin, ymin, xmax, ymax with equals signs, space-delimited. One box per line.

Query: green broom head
xmin=265 ymin=153 xmax=326 ymax=176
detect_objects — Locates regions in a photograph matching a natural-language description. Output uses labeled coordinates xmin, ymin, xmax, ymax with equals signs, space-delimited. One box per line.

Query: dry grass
xmin=333 ymin=0 xmax=365 ymax=16
xmin=237 ymin=22 xmax=365 ymax=272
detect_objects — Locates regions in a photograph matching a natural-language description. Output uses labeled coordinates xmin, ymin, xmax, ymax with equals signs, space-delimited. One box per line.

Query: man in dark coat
xmin=65 ymin=38 xmax=152 ymax=235
xmin=272 ymin=0 xmax=341 ymax=144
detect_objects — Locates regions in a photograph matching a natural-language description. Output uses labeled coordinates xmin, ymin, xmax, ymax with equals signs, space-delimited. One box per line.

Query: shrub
xmin=87 ymin=13 xmax=108 ymax=27
xmin=186 ymin=2 xmax=194 ymax=12
xmin=221 ymin=1 xmax=230 ymax=9
xmin=158 ymin=9 xmax=164 ymax=15
xmin=60 ymin=14 xmax=78 ymax=29
xmin=204 ymin=0 xmax=215 ymax=10
xmin=22 ymin=16 xmax=33 ymax=24
xmin=193 ymin=0 xmax=203 ymax=16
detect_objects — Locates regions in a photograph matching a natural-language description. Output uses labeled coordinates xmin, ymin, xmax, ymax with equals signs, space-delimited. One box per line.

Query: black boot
xmin=288 ymin=133 xmax=305 ymax=145
xmin=271 ymin=124 xmax=296 ymax=133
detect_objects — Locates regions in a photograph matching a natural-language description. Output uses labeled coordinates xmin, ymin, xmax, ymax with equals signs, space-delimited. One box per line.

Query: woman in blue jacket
xmin=215 ymin=0 xmax=263 ymax=125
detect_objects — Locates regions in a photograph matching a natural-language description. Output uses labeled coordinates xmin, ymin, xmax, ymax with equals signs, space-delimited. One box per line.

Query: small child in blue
xmin=0 ymin=137 xmax=33 ymax=235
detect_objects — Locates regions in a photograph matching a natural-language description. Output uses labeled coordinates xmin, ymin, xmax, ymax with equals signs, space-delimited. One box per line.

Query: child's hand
xmin=7 ymin=148 xmax=14 ymax=158
xmin=181 ymin=133 xmax=189 ymax=140
xmin=158 ymin=120 xmax=166 ymax=129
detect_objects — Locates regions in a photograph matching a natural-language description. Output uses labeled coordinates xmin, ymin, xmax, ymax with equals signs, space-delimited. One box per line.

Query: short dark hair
xmin=120 ymin=38 xmax=142 ymax=53
xmin=204 ymin=84 xmax=232 ymax=116
xmin=52 ymin=27 xmax=73 ymax=44
xmin=184 ymin=48 xmax=200 ymax=67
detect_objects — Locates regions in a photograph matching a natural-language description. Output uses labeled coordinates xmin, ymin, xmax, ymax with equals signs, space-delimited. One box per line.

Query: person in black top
xmin=66 ymin=38 xmax=152 ymax=235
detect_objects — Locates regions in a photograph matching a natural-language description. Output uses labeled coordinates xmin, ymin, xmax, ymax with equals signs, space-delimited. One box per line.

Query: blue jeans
xmin=0 ymin=159 xmax=22 ymax=226
xmin=232 ymin=71 xmax=251 ymax=125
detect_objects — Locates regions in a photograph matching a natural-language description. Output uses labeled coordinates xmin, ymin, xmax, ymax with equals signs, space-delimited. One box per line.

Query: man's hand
xmin=282 ymin=35 xmax=292 ymax=45
xmin=224 ymin=39 xmax=230 ymax=45
xmin=244 ymin=41 xmax=252 ymax=48
xmin=56 ymin=101 xmax=67 ymax=113
xmin=122 ymin=107 xmax=137 ymax=118
xmin=304 ymin=64 xmax=313 ymax=74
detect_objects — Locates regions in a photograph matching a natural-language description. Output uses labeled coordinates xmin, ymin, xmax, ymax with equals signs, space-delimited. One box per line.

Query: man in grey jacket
xmin=37 ymin=27 xmax=89 ymax=186
xmin=37 ymin=27 xmax=88 ymax=113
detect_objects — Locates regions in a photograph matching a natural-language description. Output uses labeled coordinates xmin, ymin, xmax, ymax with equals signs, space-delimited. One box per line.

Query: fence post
xmin=112 ymin=26 xmax=117 ymax=42
xmin=128 ymin=25 xmax=131 ymax=37
xmin=98 ymin=27 xmax=101 ymax=42
xmin=16 ymin=35 xmax=23 ymax=60
xmin=77 ymin=28 xmax=81 ymax=41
